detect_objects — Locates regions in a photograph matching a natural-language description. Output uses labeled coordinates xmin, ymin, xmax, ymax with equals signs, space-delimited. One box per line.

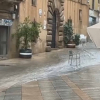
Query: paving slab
xmin=0 ymin=92 xmax=5 ymax=100
xmin=42 ymin=96 xmax=61 ymax=100
xmin=4 ymin=94 xmax=21 ymax=100
xmin=6 ymin=86 xmax=22 ymax=94
xmin=22 ymin=95 xmax=43 ymax=100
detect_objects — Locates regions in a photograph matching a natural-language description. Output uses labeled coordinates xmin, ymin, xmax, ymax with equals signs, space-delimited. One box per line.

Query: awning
xmin=87 ymin=23 xmax=100 ymax=48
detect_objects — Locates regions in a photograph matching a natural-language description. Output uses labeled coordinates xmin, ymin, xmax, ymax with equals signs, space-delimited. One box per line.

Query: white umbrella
xmin=87 ymin=23 xmax=100 ymax=48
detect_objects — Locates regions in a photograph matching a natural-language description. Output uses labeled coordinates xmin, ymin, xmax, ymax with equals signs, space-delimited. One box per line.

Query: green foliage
xmin=64 ymin=19 xmax=73 ymax=46
xmin=13 ymin=17 xmax=41 ymax=50
xmin=30 ymin=19 xmax=41 ymax=42
xmin=73 ymin=34 xmax=80 ymax=46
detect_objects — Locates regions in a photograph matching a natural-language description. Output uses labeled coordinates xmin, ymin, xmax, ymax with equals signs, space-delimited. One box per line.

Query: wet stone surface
xmin=0 ymin=42 xmax=100 ymax=99
xmin=1 ymin=64 xmax=100 ymax=100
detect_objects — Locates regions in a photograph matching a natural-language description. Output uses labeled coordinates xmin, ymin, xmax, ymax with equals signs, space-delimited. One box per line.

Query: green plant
xmin=73 ymin=34 xmax=80 ymax=45
xmin=64 ymin=19 xmax=73 ymax=46
xmin=13 ymin=17 xmax=41 ymax=50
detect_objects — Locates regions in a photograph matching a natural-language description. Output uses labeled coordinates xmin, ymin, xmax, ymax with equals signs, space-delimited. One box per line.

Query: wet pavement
xmin=1 ymin=65 xmax=100 ymax=100
xmin=0 ymin=42 xmax=100 ymax=99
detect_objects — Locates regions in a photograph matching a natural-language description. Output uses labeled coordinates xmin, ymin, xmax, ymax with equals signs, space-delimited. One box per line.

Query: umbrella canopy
xmin=87 ymin=23 xmax=100 ymax=48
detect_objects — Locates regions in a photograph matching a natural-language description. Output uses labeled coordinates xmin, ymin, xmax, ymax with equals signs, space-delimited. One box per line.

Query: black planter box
xmin=19 ymin=49 xmax=32 ymax=58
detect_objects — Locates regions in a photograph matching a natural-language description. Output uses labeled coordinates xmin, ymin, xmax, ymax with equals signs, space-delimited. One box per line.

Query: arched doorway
xmin=46 ymin=0 xmax=64 ymax=52
xmin=51 ymin=11 xmax=56 ymax=48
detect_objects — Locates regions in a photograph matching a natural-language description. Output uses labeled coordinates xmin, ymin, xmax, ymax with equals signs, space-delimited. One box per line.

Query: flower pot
xmin=67 ymin=44 xmax=76 ymax=48
xmin=19 ymin=49 xmax=32 ymax=58
xmin=67 ymin=40 xmax=76 ymax=48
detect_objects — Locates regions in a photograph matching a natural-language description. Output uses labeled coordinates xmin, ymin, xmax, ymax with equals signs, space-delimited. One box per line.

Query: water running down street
xmin=0 ymin=42 xmax=99 ymax=90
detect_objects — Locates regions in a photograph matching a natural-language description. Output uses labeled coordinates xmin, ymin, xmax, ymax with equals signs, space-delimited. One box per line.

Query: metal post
xmin=79 ymin=54 xmax=80 ymax=65
xmin=70 ymin=56 xmax=73 ymax=65
xmin=76 ymin=54 xmax=77 ymax=66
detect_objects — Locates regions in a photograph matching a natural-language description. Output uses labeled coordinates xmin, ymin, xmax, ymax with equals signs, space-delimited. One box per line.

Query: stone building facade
xmin=89 ymin=0 xmax=99 ymax=26
xmin=0 ymin=0 xmax=89 ymax=59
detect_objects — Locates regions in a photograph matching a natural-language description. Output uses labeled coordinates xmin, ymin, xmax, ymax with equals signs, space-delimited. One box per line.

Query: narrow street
xmin=0 ymin=0 xmax=99 ymax=99
xmin=0 ymin=42 xmax=100 ymax=94
xmin=0 ymin=42 xmax=100 ymax=99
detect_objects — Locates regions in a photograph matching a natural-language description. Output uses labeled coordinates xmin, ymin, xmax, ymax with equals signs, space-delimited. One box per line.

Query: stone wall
xmin=19 ymin=0 xmax=47 ymax=54
xmin=0 ymin=2 xmax=13 ymax=19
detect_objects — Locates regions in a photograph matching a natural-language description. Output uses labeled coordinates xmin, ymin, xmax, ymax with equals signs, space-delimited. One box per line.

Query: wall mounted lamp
xmin=11 ymin=12 xmax=16 ymax=20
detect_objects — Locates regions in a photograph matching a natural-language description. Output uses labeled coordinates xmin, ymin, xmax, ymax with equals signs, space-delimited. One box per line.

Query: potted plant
xmin=64 ymin=19 xmax=76 ymax=48
xmin=13 ymin=17 xmax=41 ymax=58
xmin=73 ymin=34 xmax=80 ymax=46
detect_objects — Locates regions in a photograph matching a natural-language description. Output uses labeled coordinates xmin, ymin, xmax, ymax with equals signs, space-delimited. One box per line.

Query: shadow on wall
xmin=31 ymin=38 xmax=46 ymax=54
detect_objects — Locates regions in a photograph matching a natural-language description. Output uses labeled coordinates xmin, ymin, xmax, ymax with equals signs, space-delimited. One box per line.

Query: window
xmin=32 ymin=0 xmax=37 ymax=6
xmin=92 ymin=0 xmax=94 ymax=9
xmin=79 ymin=9 xmax=82 ymax=21
xmin=78 ymin=0 xmax=82 ymax=3
xmin=89 ymin=17 xmax=96 ymax=26
xmin=98 ymin=0 xmax=100 ymax=3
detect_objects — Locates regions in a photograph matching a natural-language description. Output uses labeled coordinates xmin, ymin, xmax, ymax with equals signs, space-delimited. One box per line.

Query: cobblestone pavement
xmin=0 ymin=42 xmax=100 ymax=100
xmin=1 ymin=65 xmax=100 ymax=100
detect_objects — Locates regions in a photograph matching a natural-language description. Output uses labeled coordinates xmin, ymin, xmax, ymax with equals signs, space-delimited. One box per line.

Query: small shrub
xmin=73 ymin=34 xmax=80 ymax=46
xmin=64 ymin=19 xmax=73 ymax=46
xmin=13 ymin=17 xmax=41 ymax=50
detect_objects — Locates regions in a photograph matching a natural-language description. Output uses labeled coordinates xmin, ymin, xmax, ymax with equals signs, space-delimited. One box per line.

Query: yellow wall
xmin=94 ymin=0 xmax=98 ymax=10
xmin=89 ymin=0 xmax=92 ymax=9
xmin=89 ymin=0 xmax=99 ymax=10
xmin=19 ymin=0 xmax=48 ymax=54
xmin=19 ymin=0 xmax=37 ymax=22
xmin=19 ymin=0 xmax=48 ymax=24
xmin=64 ymin=0 xmax=89 ymax=35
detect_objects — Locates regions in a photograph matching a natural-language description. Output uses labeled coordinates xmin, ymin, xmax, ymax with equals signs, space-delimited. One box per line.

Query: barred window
xmin=32 ymin=0 xmax=37 ymax=6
